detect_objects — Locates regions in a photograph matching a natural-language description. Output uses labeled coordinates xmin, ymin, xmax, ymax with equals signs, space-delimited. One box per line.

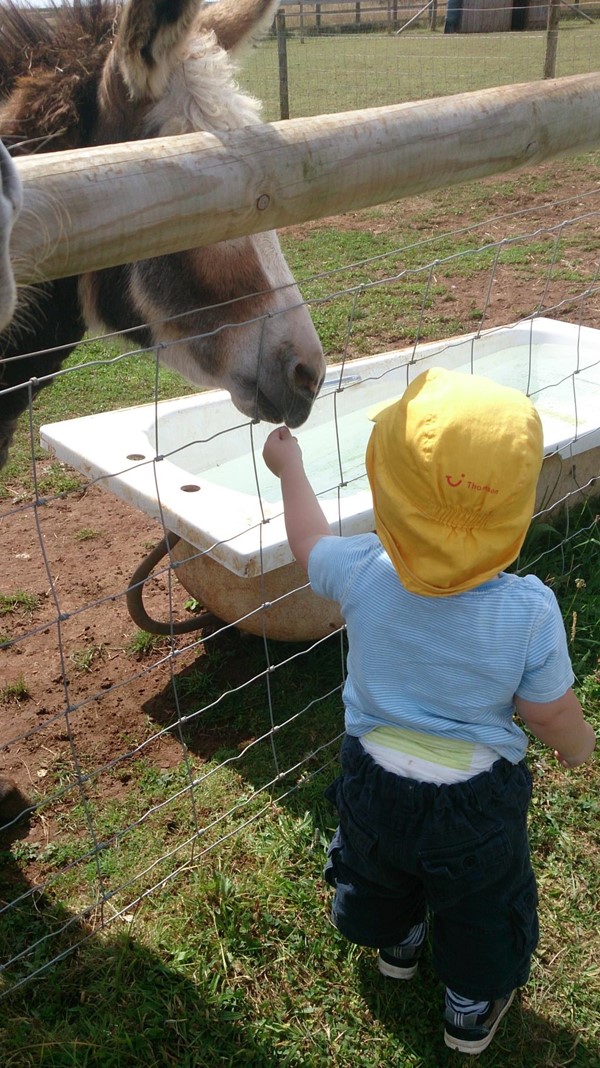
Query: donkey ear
xmin=115 ymin=0 xmax=202 ymax=100
xmin=194 ymin=0 xmax=280 ymax=55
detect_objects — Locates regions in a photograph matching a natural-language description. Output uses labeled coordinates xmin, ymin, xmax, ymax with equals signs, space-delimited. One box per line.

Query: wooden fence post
xmin=544 ymin=0 xmax=560 ymax=79
xmin=276 ymin=9 xmax=290 ymax=120
xmin=430 ymin=0 xmax=438 ymax=31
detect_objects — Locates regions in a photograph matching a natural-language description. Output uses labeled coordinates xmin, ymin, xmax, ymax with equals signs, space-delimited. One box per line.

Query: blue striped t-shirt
xmin=308 ymin=533 xmax=574 ymax=763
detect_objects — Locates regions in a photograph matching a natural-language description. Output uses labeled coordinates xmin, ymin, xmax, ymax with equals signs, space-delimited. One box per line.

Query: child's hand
xmin=263 ymin=426 xmax=303 ymax=478
xmin=554 ymin=723 xmax=596 ymax=768
xmin=555 ymin=750 xmax=584 ymax=769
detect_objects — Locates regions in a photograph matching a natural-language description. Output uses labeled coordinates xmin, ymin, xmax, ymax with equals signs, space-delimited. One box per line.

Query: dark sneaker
xmin=377 ymin=944 xmax=422 ymax=980
xmin=444 ymin=990 xmax=516 ymax=1055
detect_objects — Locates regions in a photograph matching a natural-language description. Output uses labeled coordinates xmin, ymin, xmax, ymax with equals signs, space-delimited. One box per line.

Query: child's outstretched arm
xmin=263 ymin=427 xmax=331 ymax=571
xmin=515 ymin=689 xmax=596 ymax=768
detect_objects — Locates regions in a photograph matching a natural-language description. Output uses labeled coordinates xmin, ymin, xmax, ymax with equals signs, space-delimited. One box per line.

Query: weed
xmin=69 ymin=644 xmax=107 ymax=675
xmin=36 ymin=463 xmax=84 ymax=497
xmin=75 ymin=528 xmax=102 ymax=542
xmin=0 ymin=676 xmax=30 ymax=704
xmin=0 ymin=591 xmax=40 ymax=616
xmin=127 ymin=630 xmax=170 ymax=657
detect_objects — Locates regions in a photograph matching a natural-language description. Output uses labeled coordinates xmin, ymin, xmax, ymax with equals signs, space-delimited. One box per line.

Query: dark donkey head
xmin=0 ymin=138 xmax=21 ymax=333
xmin=0 ymin=0 xmax=325 ymax=466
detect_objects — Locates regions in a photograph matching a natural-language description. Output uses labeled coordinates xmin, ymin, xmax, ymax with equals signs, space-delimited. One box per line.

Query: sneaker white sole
xmin=377 ymin=955 xmax=419 ymax=980
xmin=444 ymin=990 xmax=516 ymax=1055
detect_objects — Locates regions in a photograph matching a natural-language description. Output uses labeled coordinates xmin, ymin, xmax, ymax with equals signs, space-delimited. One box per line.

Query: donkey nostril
xmin=294 ymin=363 xmax=322 ymax=397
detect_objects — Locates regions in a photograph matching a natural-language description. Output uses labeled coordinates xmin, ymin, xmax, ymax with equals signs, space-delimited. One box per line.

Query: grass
xmin=126 ymin=630 xmax=173 ymax=658
xmin=0 ymin=340 xmax=195 ymax=501
xmin=278 ymin=204 xmax=600 ymax=359
xmin=0 ymin=675 xmax=30 ymax=704
xmin=75 ymin=528 xmax=102 ymax=542
xmin=69 ymin=644 xmax=107 ymax=676
xmin=1 ymin=593 xmax=38 ymax=643
xmin=240 ymin=23 xmax=600 ymax=122
xmin=517 ymin=500 xmax=600 ymax=681
xmin=0 ymin=726 xmax=598 ymax=1066
xmin=0 ymin=590 xmax=40 ymax=615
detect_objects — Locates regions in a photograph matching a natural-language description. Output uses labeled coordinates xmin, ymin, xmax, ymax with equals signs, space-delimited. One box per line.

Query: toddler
xmin=263 ymin=367 xmax=595 ymax=1055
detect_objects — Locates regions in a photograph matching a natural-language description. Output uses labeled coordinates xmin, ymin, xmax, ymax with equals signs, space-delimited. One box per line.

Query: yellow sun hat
xmin=365 ymin=367 xmax=544 ymax=597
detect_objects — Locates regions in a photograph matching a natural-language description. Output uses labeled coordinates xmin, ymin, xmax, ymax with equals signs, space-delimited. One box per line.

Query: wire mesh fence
xmin=1 ymin=159 xmax=599 ymax=995
xmin=241 ymin=10 xmax=600 ymax=119
xmin=0 ymin=0 xmax=598 ymax=1042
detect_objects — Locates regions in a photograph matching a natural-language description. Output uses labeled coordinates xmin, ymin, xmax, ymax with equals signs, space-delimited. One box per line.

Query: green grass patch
xmin=0 ymin=675 xmax=30 ymax=704
xmin=0 ymin=339 xmax=195 ymax=500
xmin=126 ymin=630 xmax=173 ymax=658
xmin=75 ymin=528 xmax=102 ymax=542
xmin=518 ymin=500 xmax=600 ymax=679
xmin=0 ymin=590 xmax=40 ymax=615
xmin=68 ymin=644 xmax=107 ymax=676
xmin=241 ymin=25 xmax=600 ymax=122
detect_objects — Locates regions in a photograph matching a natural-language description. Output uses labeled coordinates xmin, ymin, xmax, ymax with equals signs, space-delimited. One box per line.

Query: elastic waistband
xmin=341 ymin=733 xmax=530 ymax=811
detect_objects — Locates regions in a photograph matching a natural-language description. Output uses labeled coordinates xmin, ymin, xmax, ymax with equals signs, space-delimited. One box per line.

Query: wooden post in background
xmin=276 ymin=9 xmax=290 ymax=119
xmin=544 ymin=0 xmax=560 ymax=79
xmin=430 ymin=0 xmax=438 ymax=31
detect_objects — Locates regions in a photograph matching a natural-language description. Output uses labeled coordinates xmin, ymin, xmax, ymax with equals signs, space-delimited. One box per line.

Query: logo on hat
xmin=445 ymin=473 xmax=465 ymax=488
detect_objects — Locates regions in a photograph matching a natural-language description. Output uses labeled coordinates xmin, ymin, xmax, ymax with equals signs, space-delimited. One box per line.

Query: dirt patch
xmin=1 ymin=493 xmax=171 ymax=793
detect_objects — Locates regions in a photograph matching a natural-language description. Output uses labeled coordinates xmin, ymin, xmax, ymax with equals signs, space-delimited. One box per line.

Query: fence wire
xmin=1 ymin=164 xmax=599 ymax=1000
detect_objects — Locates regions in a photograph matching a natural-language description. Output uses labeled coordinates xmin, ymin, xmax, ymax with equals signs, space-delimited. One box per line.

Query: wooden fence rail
xmin=11 ymin=73 xmax=600 ymax=285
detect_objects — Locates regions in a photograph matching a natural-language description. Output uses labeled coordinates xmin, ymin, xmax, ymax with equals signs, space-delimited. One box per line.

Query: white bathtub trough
xmin=41 ymin=317 xmax=600 ymax=640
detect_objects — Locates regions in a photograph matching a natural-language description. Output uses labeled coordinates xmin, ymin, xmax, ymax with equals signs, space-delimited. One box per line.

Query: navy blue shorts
xmin=324 ymin=734 xmax=539 ymax=1000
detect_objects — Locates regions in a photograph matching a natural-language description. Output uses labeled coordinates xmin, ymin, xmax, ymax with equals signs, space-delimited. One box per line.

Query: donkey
xmin=0 ymin=0 xmax=325 ymax=467
xmin=0 ymin=139 xmax=21 ymax=333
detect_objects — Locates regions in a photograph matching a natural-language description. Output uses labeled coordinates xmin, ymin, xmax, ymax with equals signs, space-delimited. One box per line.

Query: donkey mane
xmin=0 ymin=2 xmax=117 ymax=153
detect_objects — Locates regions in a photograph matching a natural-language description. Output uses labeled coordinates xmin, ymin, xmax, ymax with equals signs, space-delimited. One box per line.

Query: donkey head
xmin=0 ymin=0 xmax=325 ymax=462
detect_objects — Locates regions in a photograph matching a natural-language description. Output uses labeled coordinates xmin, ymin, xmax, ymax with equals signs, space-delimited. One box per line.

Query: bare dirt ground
xmin=2 ymin=159 xmax=600 ymax=846
xmin=1 ymin=490 xmax=194 ymax=844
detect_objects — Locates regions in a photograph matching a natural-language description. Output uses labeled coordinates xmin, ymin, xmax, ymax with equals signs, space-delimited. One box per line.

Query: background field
xmin=1 ymin=30 xmax=599 ymax=1068
xmin=240 ymin=22 xmax=600 ymax=119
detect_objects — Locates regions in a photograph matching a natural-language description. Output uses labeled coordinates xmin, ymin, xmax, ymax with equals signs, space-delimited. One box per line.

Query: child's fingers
xmin=278 ymin=426 xmax=300 ymax=446
xmin=265 ymin=426 xmax=290 ymax=445
xmin=263 ymin=426 xmax=300 ymax=475
xmin=264 ymin=427 xmax=284 ymax=451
